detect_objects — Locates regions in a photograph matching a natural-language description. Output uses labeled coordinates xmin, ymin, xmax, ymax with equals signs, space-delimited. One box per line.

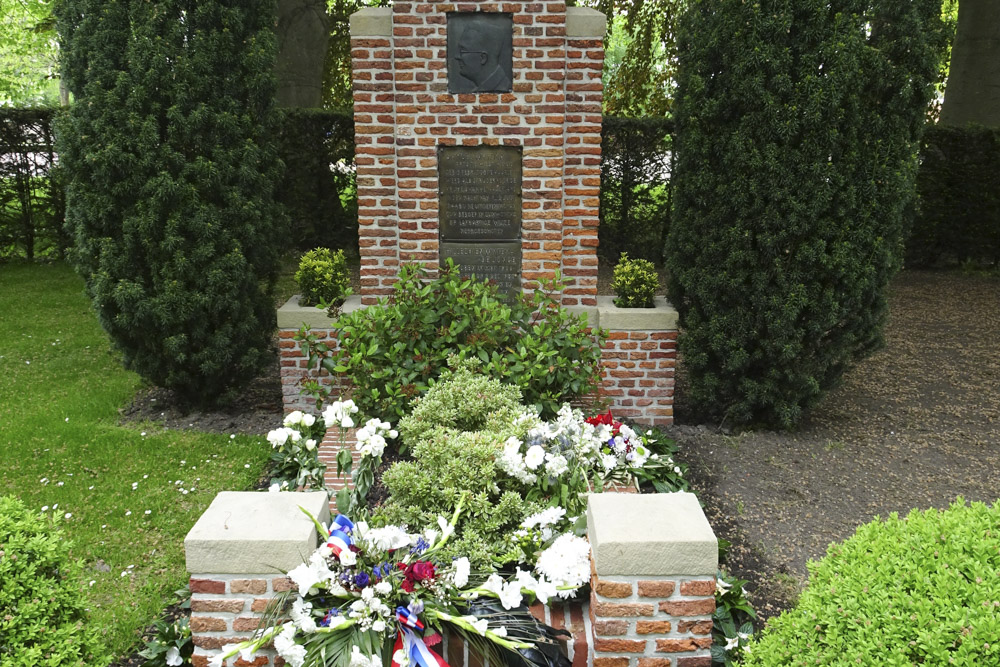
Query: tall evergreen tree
xmin=56 ymin=0 xmax=285 ymax=405
xmin=666 ymin=0 xmax=944 ymax=428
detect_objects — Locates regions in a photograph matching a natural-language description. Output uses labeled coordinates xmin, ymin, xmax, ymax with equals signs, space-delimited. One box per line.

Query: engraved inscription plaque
xmin=440 ymin=242 xmax=521 ymax=294
xmin=439 ymin=145 xmax=522 ymax=241
xmin=447 ymin=13 xmax=513 ymax=94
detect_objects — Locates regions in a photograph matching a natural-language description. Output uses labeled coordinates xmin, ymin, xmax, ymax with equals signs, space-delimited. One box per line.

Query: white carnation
xmin=535 ymin=533 xmax=591 ymax=595
xmin=453 ymin=557 xmax=471 ymax=588
xmin=524 ymin=445 xmax=545 ymax=470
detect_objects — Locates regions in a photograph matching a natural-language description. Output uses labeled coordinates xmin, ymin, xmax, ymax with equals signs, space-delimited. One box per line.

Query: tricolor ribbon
xmin=392 ymin=607 xmax=448 ymax=667
xmin=326 ymin=514 xmax=355 ymax=557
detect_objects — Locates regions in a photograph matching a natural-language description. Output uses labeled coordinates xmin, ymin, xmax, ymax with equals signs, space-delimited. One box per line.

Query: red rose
xmin=409 ymin=561 xmax=436 ymax=582
xmin=586 ymin=410 xmax=622 ymax=436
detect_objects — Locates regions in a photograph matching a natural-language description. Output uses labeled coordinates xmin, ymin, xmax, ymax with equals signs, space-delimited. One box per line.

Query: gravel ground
xmin=664 ymin=270 xmax=1000 ymax=623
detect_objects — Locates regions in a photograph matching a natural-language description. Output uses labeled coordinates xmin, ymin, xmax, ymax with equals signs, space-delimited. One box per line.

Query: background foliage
xmin=56 ymin=0 xmax=286 ymax=405
xmin=0 ymin=106 xmax=64 ymax=259
xmin=666 ymin=0 xmax=946 ymax=428
xmin=907 ymin=124 xmax=1000 ymax=268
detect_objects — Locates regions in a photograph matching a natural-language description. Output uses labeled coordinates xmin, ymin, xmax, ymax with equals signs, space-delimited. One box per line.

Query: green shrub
xmin=611 ymin=252 xmax=659 ymax=308
xmin=666 ymin=0 xmax=945 ymax=428
xmin=746 ymin=499 xmax=1000 ymax=666
xmin=295 ymin=248 xmax=351 ymax=307
xmin=300 ymin=260 xmax=606 ymax=421
xmin=56 ymin=0 xmax=285 ymax=406
xmin=0 ymin=496 xmax=103 ymax=666
xmin=907 ymin=124 xmax=1000 ymax=268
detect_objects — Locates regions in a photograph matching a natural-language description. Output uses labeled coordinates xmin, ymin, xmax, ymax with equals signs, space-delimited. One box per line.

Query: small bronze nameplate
xmin=440 ymin=241 xmax=521 ymax=294
xmin=438 ymin=145 xmax=522 ymax=242
xmin=447 ymin=13 xmax=514 ymax=94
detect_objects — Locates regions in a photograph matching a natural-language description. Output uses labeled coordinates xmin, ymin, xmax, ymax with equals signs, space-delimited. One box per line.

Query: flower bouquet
xmin=211 ymin=497 xmax=589 ymax=667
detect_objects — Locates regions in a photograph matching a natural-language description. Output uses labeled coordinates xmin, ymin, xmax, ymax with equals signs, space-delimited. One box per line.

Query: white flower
xmin=600 ymin=453 xmax=618 ymax=472
xmin=716 ymin=578 xmax=732 ymax=595
xmin=482 ymin=573 xmax=504 ymax=595
xmin=493 ymin=626 xmax=508 ymax=638
xmin=275 ymin=624 xmax=307 ymax=667
xmin=499 ymin=581 xmax=523 ymax=610
xmin=362 ymin=525 xmax=412 ymax=551
xmin=361 ymin=587 xmax=375 ymax=602
xmin=544 ymin=453 xmax=569 ymax=477
xmin=284 ymin=410 xmax=305 ymax=427
xmin=301 ymin=413 xmax=316 ymax=427
xmin=267 ymin=428 xmax=290 ymax=448
xmin=323 ymin=400 xmax=360 ymax=429
xmin=305 ymin=439 xmax=317 ymax=451
xmin=339 ymin=549 xmax=357 ymax=566
xmin=374 ymin=581 xmax=392 ymax=595
xmin=437 ymin=515 xmax=454 ymax=540
xmin=535 ymin=533 xmax=591 ymax=595
xmin=291 ymin=598 xmax=317 ymax=632
xmin=393 ymin=649 xmax=409 ymax=666
xmin=372 ymin=619 xmax=386 ymax=632
xmin=471 ymin=618 xmax=489 ymax=636
xmin=208 ymin=654 xmax=224 ymax=667
xmin=725 ymin=636 xmax=739 ymax=651
xmin=268 ymin=483 xmax=282 ymax=493
xmin=524 ymin=445 xmax=545 ymax=470
xmin=350 ymin=646 xmax=379 ymax=667
xmin=521 ymin=506 xmax=566 ymax=530
xmin=165 ymin=647 xmax=182 ymax=666
xmin=453 ymin=557 xmax=471 ymax=588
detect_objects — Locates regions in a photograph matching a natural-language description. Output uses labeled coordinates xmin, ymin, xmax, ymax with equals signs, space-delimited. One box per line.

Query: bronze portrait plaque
xmin=440 ymin=241 xmax=521 ymax=294
xmin=438 ymin=145 xmax=522 ymax=241
xmin=447 ymin=13 xmax=513 ymax=94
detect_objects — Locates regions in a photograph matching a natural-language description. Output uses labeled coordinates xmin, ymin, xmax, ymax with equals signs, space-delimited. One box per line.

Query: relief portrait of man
xmin=449 ymin=16 xmax=513 ymax=93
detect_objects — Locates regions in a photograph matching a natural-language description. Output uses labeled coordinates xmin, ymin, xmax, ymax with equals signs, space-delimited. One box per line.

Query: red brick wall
xmin=600 ymin=330 xmax=676 ymax=426
xmin=352 ymin=1 xmax=602 ymax=306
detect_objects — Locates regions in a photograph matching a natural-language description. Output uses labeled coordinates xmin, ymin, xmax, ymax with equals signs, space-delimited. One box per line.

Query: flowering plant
xmin=267 ymin=410 xmax=331 ymax=490
xmin=711 ymin=570 xmax=755 ymax=666
xmin=211 ymin=499 xmax=586 ymax=667
xmin=498 ymin=406 xmax=686 ymax=522
xmin=330 ymin=406 xmax=397 ymax=514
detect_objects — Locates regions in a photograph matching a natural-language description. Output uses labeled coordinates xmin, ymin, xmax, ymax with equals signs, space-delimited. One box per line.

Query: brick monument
xmin=278 ymin=0 xmax=678 ymax=426
xmin=350 ymin=1 xmax=605 ymax=306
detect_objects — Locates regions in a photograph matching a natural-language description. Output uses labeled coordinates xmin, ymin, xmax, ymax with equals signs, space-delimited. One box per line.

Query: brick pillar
xmin=350 ymin=8 xmax=399 ymax=304
xmin=185 ymin=492 xmax=331 ymax=666
xmin=587 ymin=493 xmax=718 ymax=667
xmin=562 ymin=8 xmax=605 ymax=307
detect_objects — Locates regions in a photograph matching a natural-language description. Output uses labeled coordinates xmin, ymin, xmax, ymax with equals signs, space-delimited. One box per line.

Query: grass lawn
xmin=0 ymin=262 xmax=272 ymax=663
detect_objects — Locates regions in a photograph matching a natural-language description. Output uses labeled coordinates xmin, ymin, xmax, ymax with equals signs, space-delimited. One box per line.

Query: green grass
xmin=0 ymin=262 xmax=272 ymax=663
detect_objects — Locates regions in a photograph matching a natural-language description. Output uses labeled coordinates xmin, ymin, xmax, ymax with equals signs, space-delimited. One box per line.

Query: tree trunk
xmin=275 ymin=0 xmax=330 ymax=108
xmin=939 ymin=0 xmax=1000 ymax=127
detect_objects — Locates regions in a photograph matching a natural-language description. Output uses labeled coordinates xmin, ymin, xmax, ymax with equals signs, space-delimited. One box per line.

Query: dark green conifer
xmin=666 ymin=0 xmax=944 ymax=428
xmin=56 ymin=0 xmax=285 ymax=405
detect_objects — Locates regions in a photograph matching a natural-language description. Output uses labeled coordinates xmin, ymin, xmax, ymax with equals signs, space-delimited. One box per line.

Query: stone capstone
xmin=185 ymin=491 xmax=330 ymax=574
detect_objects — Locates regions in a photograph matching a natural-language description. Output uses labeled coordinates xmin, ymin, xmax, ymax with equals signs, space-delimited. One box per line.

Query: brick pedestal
xmin=587 ymin=493 xmax=718 ymax=667
xmin=185 ymin=492 xmax=330 ymax=667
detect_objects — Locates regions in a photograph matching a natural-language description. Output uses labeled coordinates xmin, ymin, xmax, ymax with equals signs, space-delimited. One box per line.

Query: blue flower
xmin=354 ymin=572 xmax=370 ymax=588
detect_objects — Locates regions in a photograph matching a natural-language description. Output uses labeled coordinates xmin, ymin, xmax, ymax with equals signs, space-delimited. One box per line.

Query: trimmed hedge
xmin=666 ymin=0 xmax=944 ymax=428
xmin=907 ymin=124 xmax=1000 ymax=268
xmin=746 ymin=499 xmax=1000 ymax=666
xmin=56 ymin=0 xmax=286 ymax=405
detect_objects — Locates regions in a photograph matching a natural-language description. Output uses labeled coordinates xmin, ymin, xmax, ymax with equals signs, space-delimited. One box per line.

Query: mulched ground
xmin=120 ymin=268 xmax=1000 ymax=642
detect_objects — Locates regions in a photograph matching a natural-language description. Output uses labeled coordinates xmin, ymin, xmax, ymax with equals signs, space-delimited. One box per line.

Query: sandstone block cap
xmin=566 ymin=7 xmax=607 ymax=38
xmin=597 ymin=296 xmax=679 ymax=330
xmin=185 ymin=491 xmax=330 ymax=574
xmin=350 ymin=7 xmax=391 ymax=37
xmin=588 ymin=492 xmax=717 ymax=576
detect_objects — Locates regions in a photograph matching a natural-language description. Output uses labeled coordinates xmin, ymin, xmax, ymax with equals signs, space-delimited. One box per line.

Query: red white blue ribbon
xmin=326 ymin=514 xmax=355 ymax=557
xmin=392 ymin=607 xmax=447 ymax=667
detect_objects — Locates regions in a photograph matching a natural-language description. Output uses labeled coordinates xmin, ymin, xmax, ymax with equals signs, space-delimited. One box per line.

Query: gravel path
xmin=665 ymin=270 xmax=1000 ymax=622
